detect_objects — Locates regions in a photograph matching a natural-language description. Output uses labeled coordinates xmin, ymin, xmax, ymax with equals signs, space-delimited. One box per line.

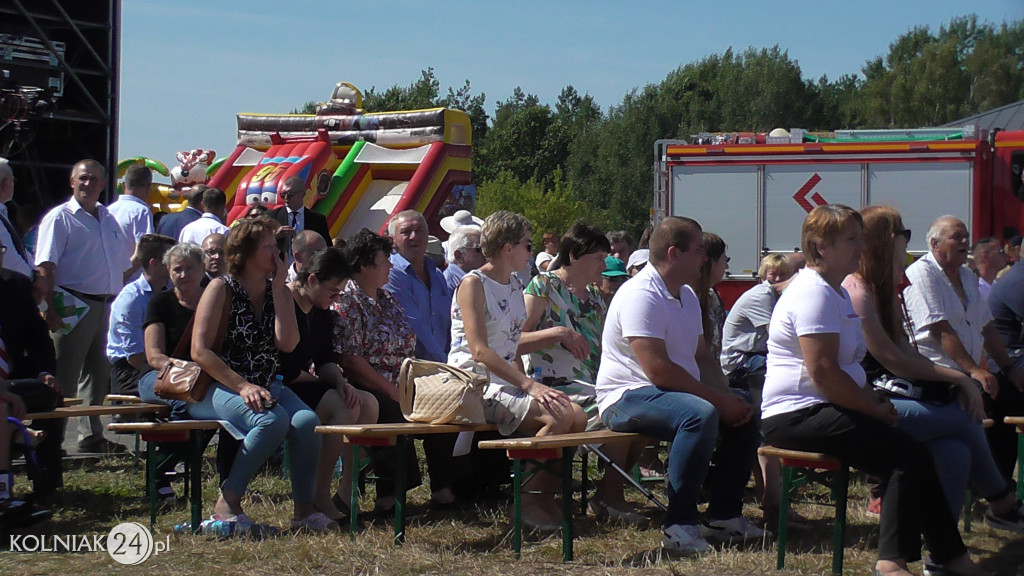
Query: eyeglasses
xmin=895 ymin=229 xmax=912 ymax=242
xmin=725 ymin=256 xmax=731 ymax=264
xmin=468 ymin=246 xmax=482 ymax=253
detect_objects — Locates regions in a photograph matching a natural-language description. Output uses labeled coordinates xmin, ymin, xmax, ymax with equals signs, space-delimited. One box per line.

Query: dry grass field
xmin=1 ymin=448 xmax=1022 ymax=575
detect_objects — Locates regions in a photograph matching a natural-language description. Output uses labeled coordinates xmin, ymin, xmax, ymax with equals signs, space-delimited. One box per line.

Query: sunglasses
xmin=895 ymin=229 xmax=912 ymax=242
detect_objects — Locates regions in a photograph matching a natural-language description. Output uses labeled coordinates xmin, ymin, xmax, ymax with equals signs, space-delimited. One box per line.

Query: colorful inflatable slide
xmin=205 ymin=82 xmax=473 ymax=236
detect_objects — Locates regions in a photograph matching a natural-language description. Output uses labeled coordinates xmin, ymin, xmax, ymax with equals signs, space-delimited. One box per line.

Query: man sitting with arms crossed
xmin=596 ymin=216 xmax=766 ymax=556
xmin=904 ymin=215 xmax=1024 ymax=522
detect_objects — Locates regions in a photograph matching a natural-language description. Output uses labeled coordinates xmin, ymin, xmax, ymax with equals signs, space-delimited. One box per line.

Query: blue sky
xmin=118 ymin=1 xmax=1023 ymax=172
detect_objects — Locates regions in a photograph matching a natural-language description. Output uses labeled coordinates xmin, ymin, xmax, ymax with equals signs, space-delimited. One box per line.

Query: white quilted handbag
xmin=398 ymin=358 xmax=487 ymax=425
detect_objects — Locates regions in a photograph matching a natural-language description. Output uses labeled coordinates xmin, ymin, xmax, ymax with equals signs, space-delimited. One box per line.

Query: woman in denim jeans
xmin=842 ymin=206 xmax=1024 ymax=540
xmin=189 ymin=216 xmax=334 ymax=532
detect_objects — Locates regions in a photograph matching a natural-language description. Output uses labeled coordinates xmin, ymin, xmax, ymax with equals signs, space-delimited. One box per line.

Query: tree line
xmin=297 ymin=16 xmax=1024 ymax=240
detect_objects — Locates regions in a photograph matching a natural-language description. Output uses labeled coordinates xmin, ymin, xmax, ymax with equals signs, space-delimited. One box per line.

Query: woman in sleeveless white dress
xmin=448 ymin=211 xmax=586 ymax=531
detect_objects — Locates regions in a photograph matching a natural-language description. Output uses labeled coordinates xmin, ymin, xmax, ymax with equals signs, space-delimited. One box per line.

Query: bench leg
xmin=776 ymin=465 xmax=793 ymax=570
xmin=1017 ymin=432 xmax=1023 ymax=500
xmin=147 ymin=439 xmax=157 ymax=528
xmin=512 ymin=458 xmax=523 ymax=559
xmin=189 ymin=430 xmax=204 ymax=533
xmin=350 ymin=445 xmax=359 ymax=542
xmin=394 ymin=435 xmax=408 ymax=546
xmin=561 ymin=447 xmax=574 ymax=562
xmin=963 ymin=488 xmax=973 ymax=533
xmin=579 ymin=450 xmax=588 ymax=516
xmin=830 ymin=465 xmax=849 ymax=576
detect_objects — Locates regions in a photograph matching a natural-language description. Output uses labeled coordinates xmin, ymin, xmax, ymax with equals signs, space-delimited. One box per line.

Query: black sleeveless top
xmin=221 ymin=276 xmax=279 ymax=388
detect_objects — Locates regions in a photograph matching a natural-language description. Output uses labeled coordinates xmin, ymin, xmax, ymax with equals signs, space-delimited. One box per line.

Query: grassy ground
xmin=1 ymin=449 xmax=1022 ymax=575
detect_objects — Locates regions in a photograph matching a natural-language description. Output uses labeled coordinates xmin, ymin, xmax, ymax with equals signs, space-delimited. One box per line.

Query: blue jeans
xmin=137 ymin=370 xmax=190 ymax=420
xmin=187 ymin=381 xmax=321 ymax=502
xmin=601 ymin=386 xmax=759 ymax=527
xmin=892 ymin=398 xmax=1010 ymax=518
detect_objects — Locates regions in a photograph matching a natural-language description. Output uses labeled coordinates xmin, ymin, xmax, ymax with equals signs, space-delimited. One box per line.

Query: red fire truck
xmin=653 ymin=126 xmax=1024 ymax=305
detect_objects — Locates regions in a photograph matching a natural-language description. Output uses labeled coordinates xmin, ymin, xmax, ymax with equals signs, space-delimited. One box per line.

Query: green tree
xmin=858 ymin=17 xmax=1024 ymax=127
xmin=362 ymin=68 xmax=441 ymax=112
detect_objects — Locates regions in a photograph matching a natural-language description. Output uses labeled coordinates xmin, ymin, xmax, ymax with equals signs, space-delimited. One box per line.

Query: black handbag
xmin=7 ymin=379 xmax=63 ymax=414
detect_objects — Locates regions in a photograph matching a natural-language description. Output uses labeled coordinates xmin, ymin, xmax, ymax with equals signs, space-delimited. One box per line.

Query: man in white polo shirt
xmin=107 ymin=163 xmax=154 ymax=282
xmin=596 ymin=216 xmax=764 ymax=556
xmin=35 ymin=159 xmax=134 ymax=453
xmin=178 ymin=187 xmax=229 ymax=246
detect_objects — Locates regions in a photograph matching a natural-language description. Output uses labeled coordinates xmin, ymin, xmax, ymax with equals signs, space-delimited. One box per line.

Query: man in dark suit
xmin=267 ymin=176 xmax=331 ymax=248
xmin=155 ymin=185 xmax=206 ymax=240
xmin=0 ymin=263 xmax=62 ymax=504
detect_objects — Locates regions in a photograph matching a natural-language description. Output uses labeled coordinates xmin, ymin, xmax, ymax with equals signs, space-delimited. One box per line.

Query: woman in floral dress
xmin=520 ymin=222 xmax=648 ymax=524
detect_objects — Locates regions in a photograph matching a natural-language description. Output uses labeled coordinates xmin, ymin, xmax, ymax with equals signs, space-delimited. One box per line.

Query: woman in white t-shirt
xmin=761 ymin=204 xmax=987 ymax=576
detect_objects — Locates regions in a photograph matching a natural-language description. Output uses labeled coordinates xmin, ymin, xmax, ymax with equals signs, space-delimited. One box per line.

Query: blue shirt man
xmin=105 ymin=235 xmax=175 ymax=394
xmin=384 ymin=211 xmax=452 ymax=362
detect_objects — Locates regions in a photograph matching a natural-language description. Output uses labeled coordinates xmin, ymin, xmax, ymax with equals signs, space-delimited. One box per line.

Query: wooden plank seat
xmin=108 ymin=420 xmax=223 ymax=532
xmin=758 ymin=446 xmax=848 ymax=575
xmin=105 ymin=394 xmax=143 ymax=404
xmin=26 ymin=403 xmax=169 ymax=421
xmin=478 ymin=429 xmax=642 ymax=562
xmin=316 ymin=422 xmax=497 ymax=542
xmin=62 ymin=397 xmax=84 ymax=406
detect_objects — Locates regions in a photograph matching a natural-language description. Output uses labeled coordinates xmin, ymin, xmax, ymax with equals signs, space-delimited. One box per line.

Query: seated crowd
xmin=1 ymin=157 xmax=1023 ymax=572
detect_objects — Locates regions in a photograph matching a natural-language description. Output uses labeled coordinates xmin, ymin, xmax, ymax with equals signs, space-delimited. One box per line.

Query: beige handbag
xmin=154 ymin=288 xmax=231 ymax=403
xmin=398 ymin=358 xmax=487 ymax=425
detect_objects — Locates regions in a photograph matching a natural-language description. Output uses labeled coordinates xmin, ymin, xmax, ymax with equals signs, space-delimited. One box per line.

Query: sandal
xmin=291 ymin=512 xmax=340 ymax=533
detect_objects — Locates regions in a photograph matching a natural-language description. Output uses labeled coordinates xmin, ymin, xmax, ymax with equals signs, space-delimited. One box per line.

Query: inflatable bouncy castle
xmin=203 ymin=82 xmax=473 ymax=237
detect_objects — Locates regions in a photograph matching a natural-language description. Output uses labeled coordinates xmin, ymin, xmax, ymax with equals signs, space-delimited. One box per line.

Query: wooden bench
xmin=105 ymin=394 xmax=143 ymax=404
xmin=25 ymin=403 xmax=169 ymax=421
xmin=108 ymin=420 xmax=223 ymax=532
xmin=478 ymin=429 xmax=642 ymax=561
xmin=1006 ymin=417 xmax=1024 ymax=499
xmin=62 ymin=397 xmax=84 ymax=407
xmin=758 ymin=446 xmax=848 ymax=575
xmin=316 ymin=422 xmax=497 ymax=543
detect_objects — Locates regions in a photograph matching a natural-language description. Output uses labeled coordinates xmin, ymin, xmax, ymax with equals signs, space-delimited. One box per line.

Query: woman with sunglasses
xmin=449 ymin=211 xmax=586 ymax=531
xmin=842 ymin=206 xmax=1024 ymax=550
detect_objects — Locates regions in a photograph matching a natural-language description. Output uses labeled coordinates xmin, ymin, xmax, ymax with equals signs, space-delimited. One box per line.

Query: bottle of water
xmin=173 ymin=521 xmax=191 ymax=534
xmin=533 ymin=366 xmax=543 ymax=382
xmin=199 ymin=517 xmax=235 ymax=537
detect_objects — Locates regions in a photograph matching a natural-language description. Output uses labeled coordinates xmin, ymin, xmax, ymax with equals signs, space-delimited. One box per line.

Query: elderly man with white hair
xmin=904 ymin=215 xmax=1024 ymax=496
xmin=443 ymin=225 xmax=486 ymax=293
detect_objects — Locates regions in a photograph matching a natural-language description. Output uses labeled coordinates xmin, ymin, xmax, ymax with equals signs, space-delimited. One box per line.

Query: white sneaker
xmin=661 ymin=523 xmax=713 ymax=557
xmin=699 ymin=516 xmax=771 ymax=544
